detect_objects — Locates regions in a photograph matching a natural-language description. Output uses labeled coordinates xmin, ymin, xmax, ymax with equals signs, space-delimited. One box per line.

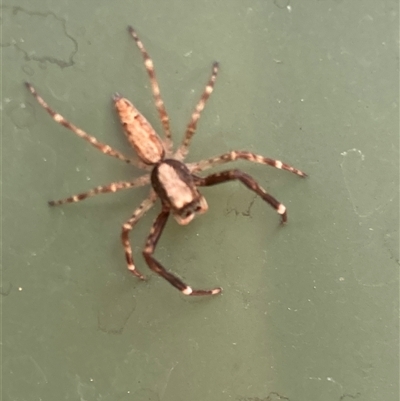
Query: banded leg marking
xmin=25 ymin=82 xmax=141 ymax=167
xmin=121 ymin=191 xmax=157 ymax=279
xmin=128 ymin=26 xmax=172 ymax=152
xmin=174 ymin=62 xmax=219 ymax=161
xmin=48 ymin=175 xmax=150 ymax=206
xmin=189 ymin=150 xmax=307 ymax=177
xmin=143 ymin=209 xmax=222 ymax=296
xmin=195 ymin=169 xmax=288 ymax=223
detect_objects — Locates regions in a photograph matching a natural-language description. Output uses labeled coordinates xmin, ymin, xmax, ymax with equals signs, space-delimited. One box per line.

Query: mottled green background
xmin=2 ymin=1 xmax=399 ymax=400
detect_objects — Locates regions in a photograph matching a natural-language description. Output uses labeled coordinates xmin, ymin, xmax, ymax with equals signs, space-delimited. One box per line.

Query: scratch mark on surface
xmin=340 ymin=148 xmax=394 ymax=218
xmin=29 ymin=356 xmax=48 ymax=384
xmin=237 ymin=392 xmax=290 ymax=401
xmin=1 ymin=5 xmax=78 ymax=68
xmin=327 ymin=376 xmax=344 ymax=392
xmin=340 ymin=149 xmax=371 ymax=217
xmin=75 ymin=374 xmax=96 ymax=401
xmin=159 ymin=362 xmax=178 ymax=399
xmin=339 ymin=392 xmax=361 ymax=400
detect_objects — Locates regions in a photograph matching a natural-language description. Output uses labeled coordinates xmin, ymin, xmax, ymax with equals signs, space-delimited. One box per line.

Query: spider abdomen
xmin=113 ymin=94 xmax=165 ymax=164
xmin=151 ymin=159 xmax=208 ymax=225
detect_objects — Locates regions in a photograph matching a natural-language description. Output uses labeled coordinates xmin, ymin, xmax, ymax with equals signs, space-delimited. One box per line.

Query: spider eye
xmin=184 ymin=211 xmax=192 ymax=218
xmin=195 ymin=205 xmax=202 ymax=212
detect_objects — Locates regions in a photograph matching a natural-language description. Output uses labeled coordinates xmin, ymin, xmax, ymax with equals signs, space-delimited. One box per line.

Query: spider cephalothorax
xmin=25 ymin=26 xmax=307 ymax=297
xmin=151 ymin=159 xmax=208 ymax=225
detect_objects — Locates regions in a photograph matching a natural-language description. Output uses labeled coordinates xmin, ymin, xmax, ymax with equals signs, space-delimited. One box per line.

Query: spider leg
xmin=25 ymin=83 xmax=146 ymax=168
xmin=189 ymin=150 xmax=307 ymax=177
xmin=128 ymin=26 xmax=173 ymax=153
xmin=143 ymin=209 xmax=222 ymax=296
xmin=48 ymin=174 xmax=150 ymax=206
xmin=174 ymin=62 xmax=219 ymax=161
xmin=195 ymin=169 xmax=288 ymax=223
xmin=122 ymin=191 xmax=157 ymax=279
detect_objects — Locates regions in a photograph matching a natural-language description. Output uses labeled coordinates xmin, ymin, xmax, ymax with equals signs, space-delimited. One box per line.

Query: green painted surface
xmin=2 ymin=1 xmax=398 ymax=400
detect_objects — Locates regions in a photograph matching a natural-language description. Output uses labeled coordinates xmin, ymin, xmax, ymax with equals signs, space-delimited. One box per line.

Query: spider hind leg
xmin=189 ymin=150 xmax=307 ymax=177
xmin=25 ymin=82 xmax=141 ymax=166
xmin=128 ymin=26 xmax=173 ymax=153
xmin=174 ymin=62 xmax=219 ymax=161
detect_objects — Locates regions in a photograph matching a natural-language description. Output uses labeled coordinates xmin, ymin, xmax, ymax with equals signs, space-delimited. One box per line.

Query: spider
xmin=25 ymin=26 xmax=307 ymax=296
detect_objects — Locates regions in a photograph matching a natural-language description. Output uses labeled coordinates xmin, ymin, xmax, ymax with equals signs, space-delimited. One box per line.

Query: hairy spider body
xmin=113 ymin=94 xmax=165 ymax=165
xmin=152 ymin=160 xmax=208 ymax=225
xmin=25 ymin=26 xmax=307 ymax=296
xmin=114 ymin=93 xmax=208 ymax=225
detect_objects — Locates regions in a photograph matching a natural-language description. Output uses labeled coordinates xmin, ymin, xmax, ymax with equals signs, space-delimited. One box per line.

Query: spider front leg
xmin=48 ymin=175 xmax=150 ymax=206
xmin=121 ymin=191 xmax=157 ymax=279
xmin=195 ymin=169 xmax=288 ymax=223
xmin=143 ymin=209 xmax=222 ymax=296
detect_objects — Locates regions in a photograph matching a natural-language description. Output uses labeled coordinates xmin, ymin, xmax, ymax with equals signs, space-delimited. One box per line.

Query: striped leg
xmin=128 ymin=26 xmax=172 ymax=153
xmin=143 ymin=209 xmax=222 ymax=296
xmin=25 ymin=82 xmax=142 ymax=167
xmin=195 ymin=169 xmax=288 ymax=223
xmin=189 ymin=150 xmax=307 ymax=177
xmin=48 ymin=175 xmax=150 ymax=206
xmin=121 ymin=191 xmax=157 ymax=279
xmin=174 ymin=62 xmax=219 ymax=161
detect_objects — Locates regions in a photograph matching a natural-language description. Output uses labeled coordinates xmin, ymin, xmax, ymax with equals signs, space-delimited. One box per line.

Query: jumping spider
xmin=25 ymin=26 xmax=307 ymax=296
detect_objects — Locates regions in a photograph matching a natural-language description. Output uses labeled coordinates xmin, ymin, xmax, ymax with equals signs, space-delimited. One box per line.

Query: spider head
xmin=173 ymin=195 xmax=208 ymax=225
xmin=151 ymin=159 xmax=209 ymax=225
